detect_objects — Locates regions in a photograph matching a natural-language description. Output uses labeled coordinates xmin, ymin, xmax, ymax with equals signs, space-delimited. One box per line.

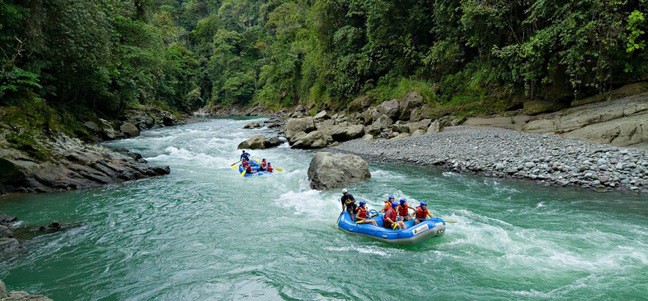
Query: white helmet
xmin=342 ymin=188 xmax=348 ymax=193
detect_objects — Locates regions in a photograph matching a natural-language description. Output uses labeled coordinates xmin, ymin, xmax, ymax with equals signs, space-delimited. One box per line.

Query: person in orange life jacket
xmin=396 ymin=198 xmax=415 ymax=222
xmin=355 ymin=201 xmax=377 ymax=226
xmin=259 ymin=158 xmax=268 ymax=171
xmin=379 ymin=195 xmax=395 ymax=213
xmin=414 ymin=202 xmax=433 ymax=225
xmin=340 ymin=188 xmax=357 ymax=222
xmin=384 ymin=202 xmax=406 ymax=230
xmin=266 ymin=162 xmax=273 ymax=172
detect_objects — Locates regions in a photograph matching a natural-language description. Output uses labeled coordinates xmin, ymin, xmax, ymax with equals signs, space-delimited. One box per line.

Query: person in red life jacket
xmin=379 ymin=195 xmax=395 ymax=213
xmin=384 ymin=202 xmax=406 ymax=230
xmin=241 ymin=160 xmax=249 ymax=170
xmin=245 ymin=164 xmax=256 ymax=175
xmin=259 ymin=158 xmax=268 ymax=171
xmin=414 ymin=202 xmax=433 ymax=225
xmin=266 ymin=162 xmax=273 ymax=173
xmin=396 ymin=198 xmax=414 ymax=222
xmin=355 ymin=201 xmax=377 ymax=226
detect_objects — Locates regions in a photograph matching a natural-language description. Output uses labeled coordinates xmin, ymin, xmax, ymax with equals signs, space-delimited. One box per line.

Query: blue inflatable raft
xmin=238 ymin=161 xmax=274 ymax=177
xmin=338 ymin=211 xmax=446 ymax=245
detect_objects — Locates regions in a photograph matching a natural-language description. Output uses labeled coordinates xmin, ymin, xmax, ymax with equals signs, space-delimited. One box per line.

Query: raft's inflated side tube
xmin=337 ymin=212 xmax=446 ymax=245
xmin=238 ymin=161 xmax=273 ymax=177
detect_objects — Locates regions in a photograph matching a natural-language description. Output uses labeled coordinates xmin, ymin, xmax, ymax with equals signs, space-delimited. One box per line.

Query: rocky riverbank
xmin=0 ymin=104 xmax=185 ymax=195
xmin=332 ymin=126 xmax=647 ymax=194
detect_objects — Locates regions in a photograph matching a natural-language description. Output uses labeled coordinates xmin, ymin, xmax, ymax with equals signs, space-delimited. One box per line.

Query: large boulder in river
xmin=238 ymin=135 xmax=267 ymax=149
xmin=237 ymin=135 xmax=284 ymax=149
xmin=307 ymin=152 xmax=371 ymax=190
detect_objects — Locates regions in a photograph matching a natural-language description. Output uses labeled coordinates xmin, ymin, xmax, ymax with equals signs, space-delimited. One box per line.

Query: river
xmin=1 ymin=118 xmax=647 ymax=300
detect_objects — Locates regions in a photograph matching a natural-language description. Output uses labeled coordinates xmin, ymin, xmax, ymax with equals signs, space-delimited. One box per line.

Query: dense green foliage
xmin=1 ymin=0 xmax=647 ymax=114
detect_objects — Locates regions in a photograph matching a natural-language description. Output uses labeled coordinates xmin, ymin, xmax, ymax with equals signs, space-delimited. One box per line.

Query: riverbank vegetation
xmin=1 ymin=0 xmax=647 ymax=121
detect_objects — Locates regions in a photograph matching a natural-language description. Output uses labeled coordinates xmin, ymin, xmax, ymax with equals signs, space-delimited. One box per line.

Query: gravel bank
xmin=332 ymin=126 xmax=648 ymax=194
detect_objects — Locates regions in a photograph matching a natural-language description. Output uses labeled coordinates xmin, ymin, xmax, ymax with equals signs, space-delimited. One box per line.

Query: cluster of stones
xmin=83 ymin=107 xmax=180 ymax=141
xmin=334 ymin=126 xmax=647 ymax=193
xmin=280 ymin=92 xmax=459 ymax=149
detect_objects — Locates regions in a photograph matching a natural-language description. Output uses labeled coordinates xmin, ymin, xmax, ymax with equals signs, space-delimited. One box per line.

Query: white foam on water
xmin=371 ymin=169 xmax=406 ymax=180
xmin=275 ymin=190 xmax=333 ymax=218
xmin=324 ymin=246 xmax=390 ymax=256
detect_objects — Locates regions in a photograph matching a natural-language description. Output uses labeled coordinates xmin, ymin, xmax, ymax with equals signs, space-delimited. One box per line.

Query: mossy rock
xmin=522 ymin=101 xmax=568 ymax=115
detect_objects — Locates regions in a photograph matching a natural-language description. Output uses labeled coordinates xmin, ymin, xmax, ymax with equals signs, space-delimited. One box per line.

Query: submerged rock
xmin=307 ymin=152 xmax=371 ymax=190
xmin=0 ymin=279 xmax=52 ymax=301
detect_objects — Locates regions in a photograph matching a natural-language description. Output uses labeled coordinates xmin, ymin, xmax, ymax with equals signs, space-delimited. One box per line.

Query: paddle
xmin=275 ymin=167 xmax=283 ymax=172
xmin=230 ymin=160 xmax=241 ymax=168
xmin=240 ymin=169 xmax=246 ymax=177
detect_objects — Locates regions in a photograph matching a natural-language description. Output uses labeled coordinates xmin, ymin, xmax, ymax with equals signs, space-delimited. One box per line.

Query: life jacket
xmin=260 ymin=162 xmax=267 ymax=171
xmin=398 ymin=204 xmax=409 ymax=216
xmin=242 ymin=161 xmax=249 ymax=167
xmin=384 ymin=208 xmax=397 ymax=227
xmin=246 ymin=165 xmax=253 ymax=173
xmin=267 ymin=165 xmax=273 ymax=172
xmin=415 ymin=206 xmax=429 ymax=219
xmin=356 ymin=206 xmax=367 ymax=219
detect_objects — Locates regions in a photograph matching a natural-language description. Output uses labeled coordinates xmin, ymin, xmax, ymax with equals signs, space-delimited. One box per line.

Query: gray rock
xmin=238 ymin=135 xmax=266 ymax=149
xmin=0 ymin=237 xmax=21 ymax=255
xmin=365 ymin=114 xmax=393 ymax=136
xmin=427 ymin=120 xmax=444 ymax=133
xmin=120 ymin=122 xmax=140 ymax=138
xmin=524 ymin=162 xmax=536 ymax=169
xmin=399 ymin=92 xmax=423 ymax=120
xmin=243 ymin=122 xmax=262 ymax=129
xmin=406 ymin=119 xmax=432 ymax=133
xmin=0 ymin=225 xmax=13 ymax=242
xmin=285 ymin=117 xmax=316 ymax=140
xmin=292 ymin=131 xmax=331 ymax=149
xmin=264 ymin=137 xmax=284 ymax=148
xmin=331 ymin=125 xmax=364 ymax=142
xmin=307 ymin=152 xmax=371 ymax=190
xmin=376 ymin=100 xmax=400 ymax=120
xmin=314 ymin=110 xmax=331 ymax=121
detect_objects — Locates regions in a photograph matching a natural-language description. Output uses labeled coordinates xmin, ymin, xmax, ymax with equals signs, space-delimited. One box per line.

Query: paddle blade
xmin=231 ymin=164 xmax=238 ymax=169
xmin=276 ymin=167 xmax=283 ymax=172
xmin=240 ymin=170 xmax=246 ymax=177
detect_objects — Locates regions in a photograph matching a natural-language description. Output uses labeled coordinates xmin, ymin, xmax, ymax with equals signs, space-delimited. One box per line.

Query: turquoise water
xmin=1 ymin=118 xmax=647 ymax=300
